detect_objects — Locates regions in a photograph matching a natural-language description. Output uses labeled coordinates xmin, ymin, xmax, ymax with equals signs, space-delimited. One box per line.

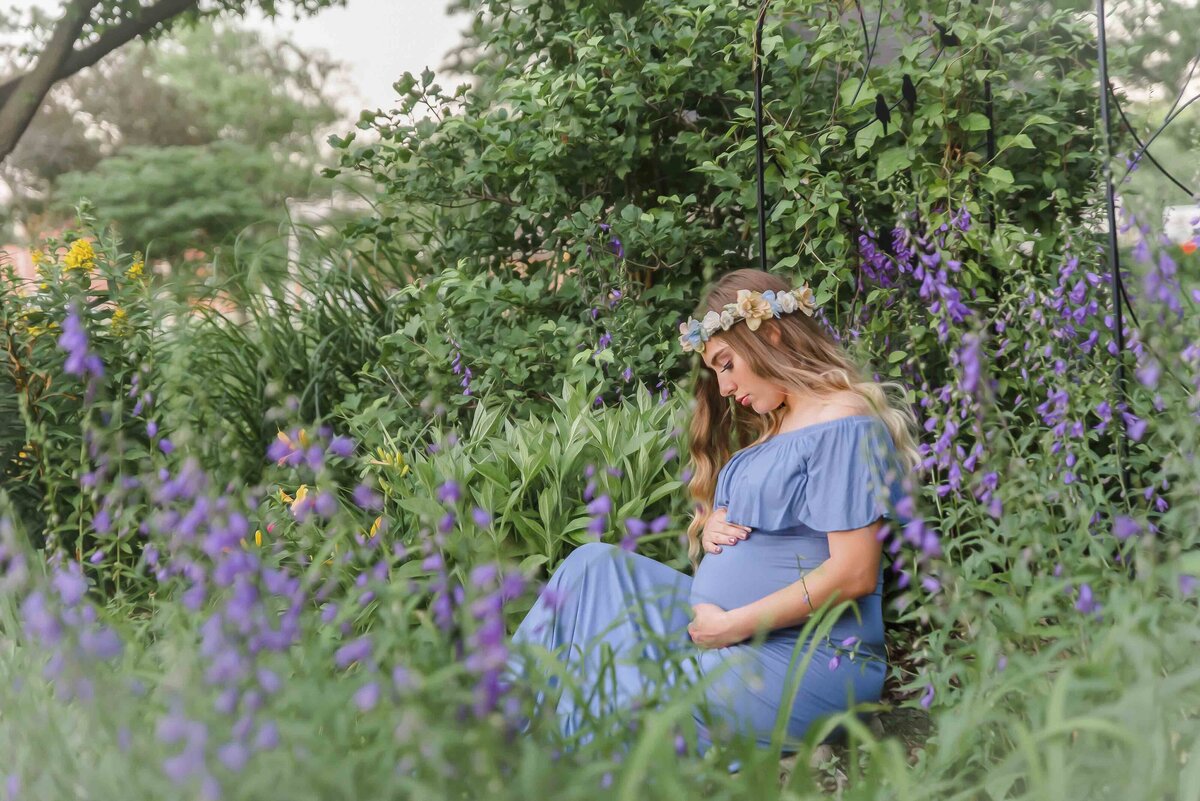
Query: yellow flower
xmin=31 ymin=249 xmax=44 ymax=266
xmin=26 ymin=321 xmax=59 ymax=339
xmin=369 ymin=516 xmax=382 ymax=538
xmin=370 ymin=448 xmax=410 ymax=476
xmin=111 ymin=307 xmax=129 ymax=336
xmin=126 ymin=260 xmax=144 ymax=280
xmin=734 ymin=289 xmax=774 ymax=331
xmin=292 ymin=485 xmax=309 ymax=509
xmin=562 ymin=251 xmax=572 ymax=262
xmin=64 ymin=239 xmax=96 ymax=272
xmin=254 ymin=529 xmax=263 ymax=547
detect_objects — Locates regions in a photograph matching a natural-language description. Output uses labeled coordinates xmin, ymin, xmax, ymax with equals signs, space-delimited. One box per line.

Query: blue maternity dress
xmin=505 ymin=414 xmax=910 ymax=756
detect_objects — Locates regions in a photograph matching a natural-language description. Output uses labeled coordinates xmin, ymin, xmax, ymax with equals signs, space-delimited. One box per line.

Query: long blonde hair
xmin=683 ymin=268 xmax=921 ymax=569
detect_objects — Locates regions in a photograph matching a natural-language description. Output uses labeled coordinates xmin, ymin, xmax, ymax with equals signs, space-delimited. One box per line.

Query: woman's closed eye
xmin=721 ymin=361 xmax=732 ymax=373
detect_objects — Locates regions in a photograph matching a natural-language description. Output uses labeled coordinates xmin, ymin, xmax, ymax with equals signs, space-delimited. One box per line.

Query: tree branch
xmin=0 ymin=0 xmax=100 ymax=163
xmin=0 ymin=0 xmax=200 ymax=162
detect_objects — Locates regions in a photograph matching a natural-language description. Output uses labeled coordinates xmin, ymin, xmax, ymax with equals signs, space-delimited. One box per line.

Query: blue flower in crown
xmin=760 ymin=289 xmax=782 ymax=317
xmin=678 ymin=318 xmax=709 ymax=353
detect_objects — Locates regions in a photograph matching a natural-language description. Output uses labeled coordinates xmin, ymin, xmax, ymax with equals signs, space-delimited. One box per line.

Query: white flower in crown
xmin=718 ymin=308 xmax=736 ymax=330
xmin=777 ymin=291 xmax=798 ymax=314
xmin=700 ymin=310 xmax=723 ymax=336
xmin=734 ymin=289 xmax=774 ymax=332
xmin=791 ymin=284 xmax=816 ymax=316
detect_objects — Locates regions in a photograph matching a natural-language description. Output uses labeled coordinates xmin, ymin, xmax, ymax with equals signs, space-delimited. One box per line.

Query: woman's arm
xmin=726 ymin=519 xmax=885 ymax=642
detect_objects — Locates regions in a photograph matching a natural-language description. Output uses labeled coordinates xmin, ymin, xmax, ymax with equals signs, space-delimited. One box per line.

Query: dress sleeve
xmin=802 ymin=419 xmax=908 ymax=532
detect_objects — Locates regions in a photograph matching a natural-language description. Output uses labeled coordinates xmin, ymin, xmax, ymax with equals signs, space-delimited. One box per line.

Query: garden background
xmin=1 ymin=0 xmax=1199 ymax=798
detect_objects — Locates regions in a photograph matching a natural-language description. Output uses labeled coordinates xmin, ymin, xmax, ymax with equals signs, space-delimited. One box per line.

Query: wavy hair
xmin=683 ymin=268 xmax=921 ymax=570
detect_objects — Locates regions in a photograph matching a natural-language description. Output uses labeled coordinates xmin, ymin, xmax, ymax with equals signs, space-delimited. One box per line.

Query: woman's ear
xmin=766 ymin=326 xmax=782 ymax=348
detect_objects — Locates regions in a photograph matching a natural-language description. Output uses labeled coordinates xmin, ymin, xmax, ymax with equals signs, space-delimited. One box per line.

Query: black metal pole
xmin=1095 ymin=0 xmax=1131 ymax=496
xmin=753 ymin=1 xmax=770 ymax=273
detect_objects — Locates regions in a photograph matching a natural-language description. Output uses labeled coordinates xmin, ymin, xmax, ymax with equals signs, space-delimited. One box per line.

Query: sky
xmin=16 ymin=0 xmax=469 ymax=120
xmin=245 ymin=0 xmax=468 ymax=118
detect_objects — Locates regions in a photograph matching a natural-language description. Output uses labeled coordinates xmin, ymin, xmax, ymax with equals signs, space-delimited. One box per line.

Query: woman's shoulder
xmin=782 ymin=391 xmax=873 ymax=431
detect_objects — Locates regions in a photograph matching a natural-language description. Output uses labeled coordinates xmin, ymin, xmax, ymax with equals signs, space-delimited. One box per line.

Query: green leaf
xmin=985 ymin=166 xmax=1015 ymax=186
xmin=876 ymin=147 xmax=911 ymax=181
xmin=960 ymin=112 xmax=992 ymax=131
xmin=854 ymin=120 xmax=884 ymax=157
xmin=999 ymin=133 xmax=1034 ymax=150
xmin=888 ymin=350 xmax=908 ymax=363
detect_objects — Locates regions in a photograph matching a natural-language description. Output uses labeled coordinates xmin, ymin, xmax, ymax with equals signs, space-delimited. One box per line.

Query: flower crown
xmin=678 ymin=286 xmax=817 ymax=354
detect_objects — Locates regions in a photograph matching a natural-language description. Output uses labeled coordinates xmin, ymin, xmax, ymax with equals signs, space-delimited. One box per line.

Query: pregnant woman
xmin=505 ymin=268 xmax=921 ymax=759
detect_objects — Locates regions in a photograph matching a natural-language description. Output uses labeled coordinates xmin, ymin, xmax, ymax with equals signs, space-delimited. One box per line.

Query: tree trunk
xmin=0 ymin=0 xmax=200 ymax=164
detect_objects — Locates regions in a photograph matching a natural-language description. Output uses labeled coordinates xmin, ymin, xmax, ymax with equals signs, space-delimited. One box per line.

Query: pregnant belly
xmin=689 ymin=534 xmax=821 ymax=611
xmin=688 ymin=532 xmax=884 ymax=647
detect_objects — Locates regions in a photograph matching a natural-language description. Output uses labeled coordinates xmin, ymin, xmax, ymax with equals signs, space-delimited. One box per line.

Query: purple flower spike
xmin=328 ymin=435 xmax=355 ymax=458
xmin=354 ymin=681 xmax=381 ymax=711
xmin=437 ymin=480 xmax=461 ymax=505
xmin=471 ymin=506 xmax=493 ymax=528
xmin=334 ymin=637 xmax=372 ymax=669
xmin=1113 ymin=516 xmax=1141 ymax=541
xmin=1074 ymin=583 xmax=1102 ymax=616
xmin=586 ymin=495 xmax=612 ymax=516
xmin=624 ymin=518 xmax=649 ymax=537
xmin=353 ymin=484 xmax=383 ymax=511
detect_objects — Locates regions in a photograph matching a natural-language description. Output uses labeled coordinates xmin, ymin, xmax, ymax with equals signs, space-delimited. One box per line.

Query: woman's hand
xmin=701 ymin=506 xmax=751 ymax=554
xmin=688 ymin=603 xmax=743 ymax=649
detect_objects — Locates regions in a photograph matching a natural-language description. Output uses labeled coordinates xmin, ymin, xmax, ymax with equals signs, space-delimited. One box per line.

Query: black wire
xmin=1115 ymin=91 xmax=1200 ymax=187
xmin=754 ymin=0 xmax=772 ymax=272
xmin=1108 ymin=81 xmax=1197 ymax=197
xmin=1096 ymin=0 xmax=1131 ymax=499
xmin=848 ymin=0 xmax=885 ymax=108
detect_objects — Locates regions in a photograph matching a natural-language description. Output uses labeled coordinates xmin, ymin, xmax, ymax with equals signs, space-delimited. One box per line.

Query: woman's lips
xmin=740 ymin=395 xmax=751 ymax=406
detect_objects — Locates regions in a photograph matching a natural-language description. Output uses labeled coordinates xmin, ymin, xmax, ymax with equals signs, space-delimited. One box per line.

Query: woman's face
xmin=700 ymin=338 xmax=787 ymax=414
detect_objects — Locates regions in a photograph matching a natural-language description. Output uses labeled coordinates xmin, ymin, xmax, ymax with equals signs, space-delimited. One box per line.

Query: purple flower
xmin=52 ymin=566 xmax=87 ymax=606
xmin=78 ymin=626 xmax=123 ymax=661
xmin=437 ymin=480 xmax=461 ymax=505
xmin=328 ymin=435 xmax=355 ymax=458
xmin=334 ymin=637 xmax=372 ymax=669
xmin=1113 ymin=516 xmax=1141 ymax=541
xmin=828 ymin=654 xmax=841 ymax=670
xmin=57 ymin=305 xmax=104 ymax=380
xmin=540 ymin=585 xmax=569 ymax=611
xmin=624 ymin=518 xmax=649 ymax=538
xmin=919 ymin=683 xmax=934 ymax=709
xmin=354 ymin=681 xmax=381 ymax=711
xmin=585 ymin=495 xmax=612 ymax=516
xmin=253 ymin=721 xmax=279 ymax=752
xmin=1181 ymin=575 xmax=1197 ymax=597
xmin=471 ymin=506 xmax=492 ymax=528
xmin=147 ymin=420 xmax=159 ymax=438
xmin=352 ymin=483 xmax=383 ymax=511
xmin=217 ymin=741 xmax=249 ymax=772
xmin=470 ymin=564 xmax=498 ymax=587
xmin=1074 ymin=583 xmax=1102 ymax=616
